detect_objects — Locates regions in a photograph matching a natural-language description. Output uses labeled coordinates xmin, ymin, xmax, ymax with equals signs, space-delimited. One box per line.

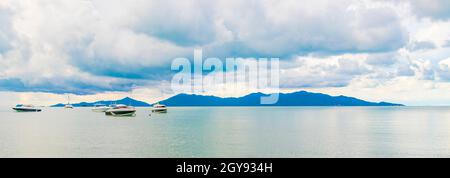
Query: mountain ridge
xmin=51 ymin=91 xmax=404 ymax=107
xmin=158 ymin=91 xmax=404 ymax=106
xmin=51 ymin=97 xmax=151 ymax=107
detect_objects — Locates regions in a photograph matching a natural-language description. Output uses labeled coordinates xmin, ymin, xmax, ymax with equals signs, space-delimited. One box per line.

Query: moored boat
xmin=105 ymin=104 xmax=136 ymax=117
xmin=152 ymin=103 xmax=167 ymax=113
xmin=64 ymin=96 xmax=74 ymax=109
xmin=92 ymin=104 xmax=111 ymax=112
xmin=12 ymin=105 xmax=42 ymax=112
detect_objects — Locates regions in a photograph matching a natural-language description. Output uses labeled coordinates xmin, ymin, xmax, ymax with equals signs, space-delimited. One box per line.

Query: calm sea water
xmin=1 ymin=107 xmax=450 ymax=158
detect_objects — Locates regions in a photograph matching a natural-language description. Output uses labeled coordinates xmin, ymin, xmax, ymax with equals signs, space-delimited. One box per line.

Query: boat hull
xmin=13 ymin=108 xmax=42 ymax=112
xmin=152 ymin=109 xmax=167 ymax=113
xmin=105 ymin=110 xmax=136 ymax=117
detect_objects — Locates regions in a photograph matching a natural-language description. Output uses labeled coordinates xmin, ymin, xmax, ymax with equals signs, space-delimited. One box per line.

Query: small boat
xmin=92 ymin=104 xmax=111 ymax=112
xmin=64 ymin=96 xmax=74 ymax=109
xmin=152 ymin=103 xmax=167 ymax=113
xmin=105 ymin=104 xmax=136 ymax=117
xmin=12 ymin=104 xmax=42 ymax=112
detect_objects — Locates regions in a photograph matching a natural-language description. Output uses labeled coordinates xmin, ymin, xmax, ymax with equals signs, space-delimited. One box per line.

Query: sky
xmin=1 ymin=0 xmax=450 ymax=106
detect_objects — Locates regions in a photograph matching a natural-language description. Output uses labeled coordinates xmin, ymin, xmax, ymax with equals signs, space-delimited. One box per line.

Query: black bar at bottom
xmin=1 ymin=158 xmax=439 ymax=177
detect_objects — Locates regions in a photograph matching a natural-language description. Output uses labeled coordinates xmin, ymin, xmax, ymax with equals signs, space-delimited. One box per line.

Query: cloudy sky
xmin=1 ymin=0 xmax=450 ymax=106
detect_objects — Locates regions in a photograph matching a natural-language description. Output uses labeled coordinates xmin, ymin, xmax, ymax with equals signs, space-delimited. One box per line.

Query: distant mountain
xmin=51 ymin=97 xmax=151 ymax=107
xmin=158 ymin=91 xmax=404 ymax=106
xmin=51 ymin=91 xmax=404 ymax=107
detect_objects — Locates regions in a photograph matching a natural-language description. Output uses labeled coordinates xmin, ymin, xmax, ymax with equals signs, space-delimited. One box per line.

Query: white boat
xmin=105 ymin=104 xmax=136 ymax=117
xmin=12 ymin=104 xmax=42 ymax=112
xmin=152 ymin=103 xmax=167 ymax=113
xmin=64 ymin=96 xmax=74 ymax=109
xmin=92 ymin=104 xmax=111 ymax=112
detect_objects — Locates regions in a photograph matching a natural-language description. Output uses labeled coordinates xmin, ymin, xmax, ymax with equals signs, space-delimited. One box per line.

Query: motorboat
xmin=105 ymin=104 xmax=136 ymax=117
xmin=12 ymin=104 xmax=42 ymax=112
xmin=152 ymin=103 xmax=167 ymax=113
xmin=92 ymin=104 xmax=111 ymax=112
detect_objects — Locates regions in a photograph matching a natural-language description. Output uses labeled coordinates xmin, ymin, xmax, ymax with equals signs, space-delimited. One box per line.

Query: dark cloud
xmin=0 ymin=8 xmax=13 ymax=53
xmin=131 ymin=0 xmax=409 ymax=57
xmin=408 ymin=41 xmax=437 ymax=51
xmin=366 ymin=53 xmax=398 ymax=66
xmin=134 ymin=1 xmax=218 ymax=47
xmin=409 ymin=0 xmax=450 ymax=20
xmin=444 ymin=40 xmax=450 ymax=48
xmin=396 ymin=65 xmax=415 ymax=77
xmin=0 ymin=78 xmax=136 ymax=95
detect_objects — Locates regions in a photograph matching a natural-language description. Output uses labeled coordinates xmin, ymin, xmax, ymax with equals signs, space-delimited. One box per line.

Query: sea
xmin=1 ymin=107 xmax=450 ymax=158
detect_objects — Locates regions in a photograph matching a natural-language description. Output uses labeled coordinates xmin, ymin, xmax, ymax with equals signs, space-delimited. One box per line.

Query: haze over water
xmin=1 ymin=107 xmax=450 ymax=158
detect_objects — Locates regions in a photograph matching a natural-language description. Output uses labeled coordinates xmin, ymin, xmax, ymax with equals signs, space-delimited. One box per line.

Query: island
xmin=52 ymin=91 xmax=403 ymax=107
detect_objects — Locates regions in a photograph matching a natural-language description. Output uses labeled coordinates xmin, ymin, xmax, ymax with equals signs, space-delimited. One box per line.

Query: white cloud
xmin=411 ymin=21 xmax=450 ymax=48
xmin=410 ymin=59 xmax=435 ymax=80
xmin=280 ymin=54 xmax=373 ymax=88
